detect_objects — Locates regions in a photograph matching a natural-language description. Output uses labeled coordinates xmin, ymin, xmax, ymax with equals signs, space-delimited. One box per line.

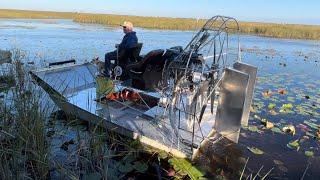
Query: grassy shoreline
xmin=1 ymin=9 xmax=320 ymax=40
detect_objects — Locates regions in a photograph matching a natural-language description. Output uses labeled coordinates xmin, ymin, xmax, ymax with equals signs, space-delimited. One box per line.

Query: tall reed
xmin=1 ymin=9 xmax=320 ymax=40
xmin=0 ymin=50 xmax=50 ymax=179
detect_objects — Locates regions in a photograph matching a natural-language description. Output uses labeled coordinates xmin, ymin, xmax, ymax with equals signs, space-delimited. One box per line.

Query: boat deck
xmin=66 ymin=83 xmax=217 ymax=157
xmin=31 ymin=62 xmax=255 ymax=158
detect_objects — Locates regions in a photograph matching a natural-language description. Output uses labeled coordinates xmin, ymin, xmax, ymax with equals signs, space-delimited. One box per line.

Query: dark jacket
xmin=118 ymin=31 xmax=138 ymax=51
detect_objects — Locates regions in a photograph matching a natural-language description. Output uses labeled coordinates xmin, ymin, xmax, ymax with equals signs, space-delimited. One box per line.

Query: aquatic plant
xmin=0 ymin=50 xmax=50 ymax=179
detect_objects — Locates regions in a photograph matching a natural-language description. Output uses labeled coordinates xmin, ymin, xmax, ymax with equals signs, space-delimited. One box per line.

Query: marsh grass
xmin=49 ymin=114 xmax=154 ymax=179
xmin=0 ymin=74 xmax=15 ymax=92
xmin=2 ymin=9 xmax=320 ymax=40
xmin=0 ymin=49 xmax=164 ymax=179
xmin=0 ymin=9 xmax=75 ymax=19
xmin=73 ymin=13 xmax=320 ymax=40
xmin=0 ymin=51 xmax=50 ymax=179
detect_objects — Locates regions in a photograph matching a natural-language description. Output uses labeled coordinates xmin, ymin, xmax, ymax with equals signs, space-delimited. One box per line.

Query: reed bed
xmin=0 ymin=9 xmax=75 ymax=19
xmin=1 ymin=9 xmax=320 ymax=40
xmin=73 ymin=13 xmax=320 ymax=40
xmin=0 ymin=51 xmax=50 ymax=179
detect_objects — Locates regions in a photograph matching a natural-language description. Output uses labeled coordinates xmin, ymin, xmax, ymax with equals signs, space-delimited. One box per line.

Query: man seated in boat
xmin=104 ymin=21 xmax=138 ymax=77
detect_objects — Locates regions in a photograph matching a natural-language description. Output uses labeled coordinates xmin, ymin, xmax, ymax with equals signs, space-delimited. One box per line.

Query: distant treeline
xmin=1 ymin=9 xmax=320 ymax=40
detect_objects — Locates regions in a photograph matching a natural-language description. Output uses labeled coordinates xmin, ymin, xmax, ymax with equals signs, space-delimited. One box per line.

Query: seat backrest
xmin=117 ymin=43 xmax=143 ymax=80
xmin=129 ymin=43 xmax=143 ymax=62
xmin=126 ymin=49 xmax=165 ymax=72
xmin=118 ymin=43 xmax=143 ymax=65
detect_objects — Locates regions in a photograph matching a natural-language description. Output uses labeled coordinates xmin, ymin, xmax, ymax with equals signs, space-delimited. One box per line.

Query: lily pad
xmin=280 ymin=103 xmax=293 ymax=113
xmin=268 ymin=103 xmax=276 ymax=109
xmin=261 ymin=119 xmax=274 ymax=129
xmin=283 ymin=103 xmax=293 ymax=109
xmin=278 ymin=165 xmax=288 ymax=173
xmin=305 ymin=151 xmax=314 ymax=157
xmin=265 ymin=121 xmax=274 ymax=129
xmin=248 ymin=125 xmax=259 ymax=132
xmin=271 ymin=127 xmax=282 ymax=134
xmin=282 ymin=125 xmax=296 ymax=135
xmin=262 ymin=90 xmax=272 ymax=98
xmin=269 ymin=109 xmax=278 ymax=115
xmin=297 ymin=124 xmax=310 ymax=132
xmin=247 ymin=146 xmax=264 ymax=155
xmin=306 ymin=131 xmax=317 ymax=138
xmin=278 ymin=89 xmax=288 ymax=95
xmin=287 ymin=139 xmax=300 ymax=150
xmin=287 ymin=96 xmax=295 ymax=102
xmin=273 ymin=159 xmax=284 ymax=165
xmin=303 ymin=120 xmax=319 ymax=130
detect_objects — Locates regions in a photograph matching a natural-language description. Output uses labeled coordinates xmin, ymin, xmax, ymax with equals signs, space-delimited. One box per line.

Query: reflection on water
xmin=1 ymin=19 xmax=320 ymax=179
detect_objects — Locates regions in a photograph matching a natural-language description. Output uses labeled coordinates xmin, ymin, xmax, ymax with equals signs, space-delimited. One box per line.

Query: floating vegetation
xmin=297 ymin=124 xmax=310 ymax=132
xmin=271 ymin=127 xmax=283 ymax=134
xmin=280 ymin=103 xmax=293 ymax=113
xmin=282 ymin=125 xmax=296 ymax=135
xmin=278 ymin=88 xmax=288 ymax=95
xmin=273 ymin=159 xmax=284 ymax=165
xmin=304 ymin=151 xmax=314 ymax=157
xmin=261 ymin=119 xmax=274 ymax=129
xmin=247 ymin=125 xmax=259 ymax=132
xmin=168 ymin=157 xmax=205 ymax=179
xmin=278 ymin=165 xmax=288 ymax=173
xmin=287 ymin=139 xmax=300 ymax=150
xmin=247 ymin=147 xmax=264 ymax=155
xmin=262 ymin=90 xmax=272 ymax=98
xmin=268 ymin=103 xmax=276 ymax=110
xmin=303 ymin=120 xmax=319 ymax=130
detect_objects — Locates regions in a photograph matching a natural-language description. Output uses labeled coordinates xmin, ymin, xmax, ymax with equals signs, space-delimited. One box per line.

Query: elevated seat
xmin=126 ymin=49 xmax=165 ymax=90
xmin=126 ymin=46 xmax=183 ymax=91
xmin=112 ymin=43 xmax=143 ymax=80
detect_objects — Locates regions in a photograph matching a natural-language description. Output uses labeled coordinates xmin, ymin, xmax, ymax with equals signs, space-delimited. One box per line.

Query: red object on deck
xmin=106 ymin=89 xmax=140 ymax=101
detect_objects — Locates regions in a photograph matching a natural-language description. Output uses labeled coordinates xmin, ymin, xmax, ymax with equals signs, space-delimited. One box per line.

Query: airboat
xmin=30 ymin=16 xmax=257 ymax=159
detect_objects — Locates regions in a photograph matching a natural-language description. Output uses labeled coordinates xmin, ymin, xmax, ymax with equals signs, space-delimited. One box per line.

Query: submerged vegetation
xmin=2 ymin=9 xmax=320 ymax=40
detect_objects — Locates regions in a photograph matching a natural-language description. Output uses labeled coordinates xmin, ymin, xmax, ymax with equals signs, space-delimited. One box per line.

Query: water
xmin=1 ymin=19 xmax=320 ymax=179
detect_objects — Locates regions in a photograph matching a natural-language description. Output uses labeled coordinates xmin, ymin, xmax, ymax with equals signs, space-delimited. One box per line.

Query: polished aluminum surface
xmin=31 ymin=62 xmax=216 ymax=157
xmin=233 ymin=62 xmax=258 ymax=126
xmin=214 ymin=68 xmax=249 ymax=143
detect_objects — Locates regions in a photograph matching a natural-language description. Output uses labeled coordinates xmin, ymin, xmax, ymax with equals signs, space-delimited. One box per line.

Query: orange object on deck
xmin=106 ymin=89 xmax=140 ymax=101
